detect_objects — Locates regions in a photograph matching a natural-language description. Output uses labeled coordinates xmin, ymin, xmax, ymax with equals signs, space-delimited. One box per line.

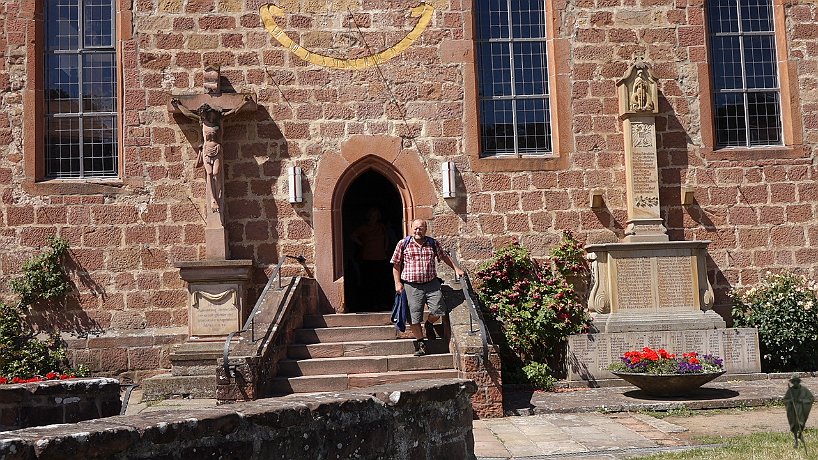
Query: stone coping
xmin=0 ymin=378 xmax=477 ymax=460
xmin=585 ymin=240 xmax=712 ymax=251
xmin=174 ymin=259 xmax=254 ymax=268
xmin=0 ymin=377 xmax=120 ymax=394
xmin=0 ymin=377 xmax=122 ymax=431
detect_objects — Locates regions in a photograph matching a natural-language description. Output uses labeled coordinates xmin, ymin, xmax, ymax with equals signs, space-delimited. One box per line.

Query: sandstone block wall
xmin=0 ymin=379 xmax=477 ymax=460
xmin=0 ymin=0 xmax=816 ymax=376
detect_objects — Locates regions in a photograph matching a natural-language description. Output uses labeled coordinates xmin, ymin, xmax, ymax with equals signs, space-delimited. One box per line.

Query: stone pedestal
xmin=568 ymin=240 xmax=762 ymax=382
xmin=585 ymin=240 xmax=723 ymax=332
xmin=143 ymin=260 xmax=254 ymax=400
xmin=176 ymin=260 xmax=254 ymax=340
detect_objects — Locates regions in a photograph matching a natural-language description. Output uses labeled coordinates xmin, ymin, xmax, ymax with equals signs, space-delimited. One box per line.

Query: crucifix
xmin=169 ymin=64 xmax=257 ymax=260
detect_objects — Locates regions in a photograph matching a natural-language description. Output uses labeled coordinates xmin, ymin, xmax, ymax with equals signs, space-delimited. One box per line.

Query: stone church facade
xmin=0 ymin=0 xmax=816 ymax=379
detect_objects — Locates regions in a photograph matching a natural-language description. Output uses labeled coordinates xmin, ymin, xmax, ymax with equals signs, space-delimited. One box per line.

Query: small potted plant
xmin=608 ymin=347 xmax=725 ymax=397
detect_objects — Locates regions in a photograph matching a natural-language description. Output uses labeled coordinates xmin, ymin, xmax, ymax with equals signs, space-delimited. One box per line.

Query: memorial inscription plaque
xmin=567 ymin=328 xmax=761 ymax=380
xmin=657 ymin=256 xmax=696 ymax=309
xmin=190 ymin=284 xmax=240 ymax=336
xmin=614 ymin=257 xmax=654 ymax=310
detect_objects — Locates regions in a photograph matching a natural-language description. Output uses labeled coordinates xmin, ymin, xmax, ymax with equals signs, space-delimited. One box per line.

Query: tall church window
xmin=708 ymin=0 xmax=782 ymax=148
xmin=45 ymin=0 xmax=118 ymax=178
xmin=475 ymin=0 xmax=552 ymax=157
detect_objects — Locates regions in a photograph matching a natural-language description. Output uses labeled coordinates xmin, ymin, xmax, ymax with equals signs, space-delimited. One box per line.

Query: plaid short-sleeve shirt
xmin=390 ymin=236 xmax=445 ymax=283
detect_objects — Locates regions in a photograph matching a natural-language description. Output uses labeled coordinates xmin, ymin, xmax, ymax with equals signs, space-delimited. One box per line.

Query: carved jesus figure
xmin=171 ymin=96 xmax=251 ymax=213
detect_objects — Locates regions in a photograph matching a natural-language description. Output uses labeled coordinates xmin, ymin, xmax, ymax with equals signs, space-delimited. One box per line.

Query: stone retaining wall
xmin=0 ymin=378 xmax=121 ymax=432
xmin=445 ymin=283 xmax=504 ymax=418
xmin=0 ymin=379 xmax=476 ymax=460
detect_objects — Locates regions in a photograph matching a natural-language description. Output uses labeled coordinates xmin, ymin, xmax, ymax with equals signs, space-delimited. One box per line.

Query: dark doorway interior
xmin=343 ymin=170 xmax=403 ymax=312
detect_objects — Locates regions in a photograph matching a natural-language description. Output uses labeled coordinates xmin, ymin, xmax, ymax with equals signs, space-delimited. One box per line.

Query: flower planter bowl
xmin=611 ymin=371 xmax=726 ymax=397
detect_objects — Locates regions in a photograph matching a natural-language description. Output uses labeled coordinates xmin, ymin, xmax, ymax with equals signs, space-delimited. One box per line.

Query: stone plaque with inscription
xmin=176 ymin=260 xmax=253 ymax=340
xmin=625 ymin=117 xmax=661 ymax=222
xmin=657 ymin=256 xmax=696 ymax=309
xmin=567 ymin=328 xmax=761 ymax=381
xmin=189 ymin=284 xmax=240 ymax=336
xmin=589 ymin=241 xmax=712 ymax=317
xmin=613 ymin=257 xmax=655 ymax=310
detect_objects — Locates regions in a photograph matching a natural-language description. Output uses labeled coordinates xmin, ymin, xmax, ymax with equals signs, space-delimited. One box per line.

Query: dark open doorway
xmin=342 ymin=170 xmax=403 ymax=312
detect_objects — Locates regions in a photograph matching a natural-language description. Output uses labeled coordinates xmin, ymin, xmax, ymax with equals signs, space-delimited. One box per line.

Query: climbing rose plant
xmin=10 ymin=235 xmax=71 ymax=308
xmin=476 ymin=233 xmax=591 ymax=389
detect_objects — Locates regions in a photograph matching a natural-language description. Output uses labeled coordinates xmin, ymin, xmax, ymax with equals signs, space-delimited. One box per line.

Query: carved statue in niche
xmin=616 ymin=57 xmax=659 ymax=117
xmin=630 ymin=68 xmax=654 ymax=112
xmin=171 ymin=96 xmax=252 ymax=213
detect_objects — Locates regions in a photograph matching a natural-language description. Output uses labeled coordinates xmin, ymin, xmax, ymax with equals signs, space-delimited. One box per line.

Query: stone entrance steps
xmin=270 ymin=312 xmax=457 ymax=394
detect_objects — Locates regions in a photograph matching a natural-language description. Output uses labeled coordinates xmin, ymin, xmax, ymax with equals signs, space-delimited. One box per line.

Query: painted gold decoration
xmin=259 ymin=3 xmax=434 ymax=70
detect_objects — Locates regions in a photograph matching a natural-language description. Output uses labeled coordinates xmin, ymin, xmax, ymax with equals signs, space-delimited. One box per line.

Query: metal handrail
xmin=448 ymin=251 xmax=490 ymax=363
xmin=223 ymin=254 xmax=305 ymax=378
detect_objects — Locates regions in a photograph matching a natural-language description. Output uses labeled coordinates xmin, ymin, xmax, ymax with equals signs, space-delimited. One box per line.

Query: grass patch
xmin=636 ymin=429 xmax=818 ymax=459
xmin=639 ymin=407 xmax=696 ymax=419
xmin=640 ymin=401 xmax=786 ymax=420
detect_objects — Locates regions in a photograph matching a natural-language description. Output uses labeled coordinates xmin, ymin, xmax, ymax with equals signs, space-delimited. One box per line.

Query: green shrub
xmin=476 ymin=233 xmax=591 ymax=387
xmin=731 ymin=272 xmax=818 ymax=372
xmin=0 ymin=303 xmax=70 ymax=378
xmin=1 ymin=236 xmax=84 ymax=379
xmin=10 ymin=236 xmax=71 ymax=308
xmin=522 ymin=362 xmax=557 ymax=391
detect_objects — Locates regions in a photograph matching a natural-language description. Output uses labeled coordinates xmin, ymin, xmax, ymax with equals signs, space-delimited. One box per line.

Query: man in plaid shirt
xmin=391 ymin=219 xmax=465 ymax=356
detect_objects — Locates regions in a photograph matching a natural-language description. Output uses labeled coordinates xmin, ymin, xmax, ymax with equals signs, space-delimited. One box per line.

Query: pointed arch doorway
xmin=312 ymin=135 xmax=438 ymax=313
xmin=342 ymin=171 xmax=402 ymax=312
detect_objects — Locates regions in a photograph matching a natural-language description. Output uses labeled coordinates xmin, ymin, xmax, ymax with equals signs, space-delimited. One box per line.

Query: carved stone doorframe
xmin=313 ymin=135 xmax=437 ymax=312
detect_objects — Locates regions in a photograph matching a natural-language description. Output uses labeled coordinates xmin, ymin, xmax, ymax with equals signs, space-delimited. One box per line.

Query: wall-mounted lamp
xmin=288 ymin=166 xmax=303 ymax=203
xmin=441 ymin=161 xmax=456 ymax=198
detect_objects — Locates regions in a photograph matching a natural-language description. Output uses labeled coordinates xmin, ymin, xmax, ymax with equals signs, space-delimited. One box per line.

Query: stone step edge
xmin=302 ymin=313 xmax=393 ymax=326
xmin=279 ymin=353 xmax=455 ymax=365
xmin=289 ymin=337 xmax=434 ymax=347
xmin=140 ymin=374 xmax=215 ymax=401
xmin=273 ymin=368 xmax=460 ymax=381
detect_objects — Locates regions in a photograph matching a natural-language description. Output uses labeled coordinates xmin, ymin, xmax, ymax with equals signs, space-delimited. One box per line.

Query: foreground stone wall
xmin=0 ymin=379 xmax=476 ymax=460
xmin=0 ymin=378 xmax=121 ymax=432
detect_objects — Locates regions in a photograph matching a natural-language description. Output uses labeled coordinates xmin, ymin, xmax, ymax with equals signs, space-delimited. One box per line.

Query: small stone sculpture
xmin=630 ymin=68 xmax=655 ymax=112
xmin=784 ymin=375 xmax=814 ymax=450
